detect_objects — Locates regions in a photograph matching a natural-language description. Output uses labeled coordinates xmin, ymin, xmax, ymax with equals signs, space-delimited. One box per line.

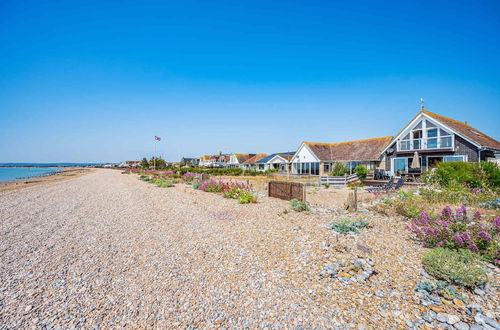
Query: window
xmin=440 ymin=136 xmax=452 ymax=148
xmin=400 ymin=140 xmax=411 ymax=151
xmin=443 ymin=155 xmax=466 ymax=162
xmin=393 ymin=158 xmax=408 ymax=172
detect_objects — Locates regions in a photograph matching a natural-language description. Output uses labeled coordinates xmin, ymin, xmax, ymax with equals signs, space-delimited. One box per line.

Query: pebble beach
xmin=0 ymin=169 xmax=498 ymax=328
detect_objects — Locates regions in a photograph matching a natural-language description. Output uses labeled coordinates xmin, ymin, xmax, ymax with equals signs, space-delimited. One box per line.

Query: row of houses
xmin=180 ymin=109 xmax=499 ymax=176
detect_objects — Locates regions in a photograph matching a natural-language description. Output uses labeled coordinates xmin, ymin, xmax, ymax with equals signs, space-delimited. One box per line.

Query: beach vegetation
xmin=290 ymin=199 xmax=310 ymax=212
xmin=422 ymin=248 xmax=486 ymax=287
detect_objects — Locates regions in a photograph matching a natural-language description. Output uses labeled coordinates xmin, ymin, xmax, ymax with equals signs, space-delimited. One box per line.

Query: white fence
xmin=319 ymin=174 xmax=358 ymax=187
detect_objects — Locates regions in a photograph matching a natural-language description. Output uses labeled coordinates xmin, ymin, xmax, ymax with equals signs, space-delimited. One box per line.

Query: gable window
xmin=397 ymin=118 xmax=454 ymax=151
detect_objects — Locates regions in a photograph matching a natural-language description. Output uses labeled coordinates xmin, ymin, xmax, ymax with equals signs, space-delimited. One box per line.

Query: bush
xmin=157 ymin=180 xmax=175 ymax=188
xmin=353 ymin=165 xmax=368 ymax=180
xmin=330 ymin=217 xmax=369 ymax=234
xmin=407 ymin=205 xmax=499 ymax=262
xmin=192 ymin=180 xmax=202 ymax=189
xmin=324 ymin=183 xmax=330 ymax=189
xmin=329 ymin=162 xmax=348 ymax=176
xmin=237 ymin=190 xmax=258 ymax=204
xmin=290 ymin=199 xmax=310 ymax=212
xmin=424 ymin=161 xmax=500 ymax=189
xmin=422 ymin=248 xmax=486 ymax=287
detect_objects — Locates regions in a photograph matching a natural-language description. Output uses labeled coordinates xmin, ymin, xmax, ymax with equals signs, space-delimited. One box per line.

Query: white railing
xmin=398 ymin=136 xmax=452 ymax=151
xmin=319 ymin=174 xmax=358 ymax=187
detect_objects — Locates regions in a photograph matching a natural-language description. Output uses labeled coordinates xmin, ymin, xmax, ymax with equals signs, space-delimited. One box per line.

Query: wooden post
xmin=345 ymin=187 xmax=358 ymax=212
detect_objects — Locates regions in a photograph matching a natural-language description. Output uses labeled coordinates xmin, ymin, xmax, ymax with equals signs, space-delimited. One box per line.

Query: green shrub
xmin=353 ymin=165 xmax=368 ymax=180
xmin=192 ymin=181 xmax=202 ymax=189
xmin=422 ymin=248 xmax=486 ymax=287
xmin=329 ymin=162 xmax=348 ymax=176
xmin=330 ymin=217 xmax=369 ymax=234
xmin=324 ymin=183 xmax=330 ymax=189
xmin=290 ymin=199 xmax=310 ymax=212
xmin=237 ymin=190 xmax=258 ymax=204
xmin=157 ymin=180 xmax=175 ymax=188
xmin=424 ymin=161 xmax=500 ymax=189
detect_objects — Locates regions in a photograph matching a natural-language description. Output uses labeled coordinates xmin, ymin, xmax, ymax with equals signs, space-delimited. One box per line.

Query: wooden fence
xmin=268 ymin=181 xmax=305 ymax=201
xmin=319 ymin=174 xmax=358 ymax=187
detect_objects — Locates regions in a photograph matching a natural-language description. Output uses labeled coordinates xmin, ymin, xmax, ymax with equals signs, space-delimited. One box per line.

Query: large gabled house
xmin=382 ymin=110 xmax=500 ymax=175
xmin=291 ymin=137 xmax=393 ymax=176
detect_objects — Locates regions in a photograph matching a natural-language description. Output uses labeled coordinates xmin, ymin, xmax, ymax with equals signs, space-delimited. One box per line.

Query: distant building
xmin=227 ymin=154 xmax=255 ymax=168
xmin=119 ymin=160 xmax=141 ymax=168
xmin=240 ymin=154 xmax=268 ymax=170
xmin=255 ymin=152 xmax=295 ymax=172
xmin=180 ymin=157 xmax=200 ymax=166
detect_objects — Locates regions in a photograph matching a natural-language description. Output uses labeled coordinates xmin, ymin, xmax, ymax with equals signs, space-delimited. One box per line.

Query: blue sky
xmin=0 ymin=0 xmax=499 ymax=162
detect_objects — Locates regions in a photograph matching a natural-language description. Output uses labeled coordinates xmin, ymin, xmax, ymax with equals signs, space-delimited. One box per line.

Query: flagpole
xmin=154 ymin=139 xmax=156 ymax=170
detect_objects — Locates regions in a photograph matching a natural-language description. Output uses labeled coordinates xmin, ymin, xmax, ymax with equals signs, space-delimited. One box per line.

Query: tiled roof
xmin=256 ymin=152 xmax=296 ymax=164
xmin=423 ymin=111 xmax=500 ymax=150
xmin=234 ymin=154 xmax=255 ymax=163
xmin=304 ymin=136 xmax=393 ymax=162
xmin=242 ymin=153 xmax=268 ymax=165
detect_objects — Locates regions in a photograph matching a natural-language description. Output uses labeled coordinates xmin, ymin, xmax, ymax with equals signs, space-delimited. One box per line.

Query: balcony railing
xmin=398 ymin=136 xmax=452 ymax=151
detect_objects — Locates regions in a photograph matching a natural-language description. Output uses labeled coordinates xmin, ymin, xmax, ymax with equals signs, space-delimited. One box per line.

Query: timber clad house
xmin=227 ymin=154 xmax=255 ymax=168
xmin=382 ymin=110 xmax=500 ymax=175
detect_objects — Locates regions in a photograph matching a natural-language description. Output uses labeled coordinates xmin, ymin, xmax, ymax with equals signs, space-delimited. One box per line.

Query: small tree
xmin=150 ymin=157 xmax=167 ymax=169
xmin=353 ymin=165 xmax=368 ymax=180
xmin=330 ymin=162 xmax=348 ymax=176
xmin=140 ymin=157 xmax=150 ymax=169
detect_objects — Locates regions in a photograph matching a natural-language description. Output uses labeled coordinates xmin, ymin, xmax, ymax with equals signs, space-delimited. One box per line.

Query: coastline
xmin=0 ymin=167 xmax=94 ymax=194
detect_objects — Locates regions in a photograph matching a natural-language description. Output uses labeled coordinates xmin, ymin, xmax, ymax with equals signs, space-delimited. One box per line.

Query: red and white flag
xmin=154 ymin=136 xmax=161 ymax=141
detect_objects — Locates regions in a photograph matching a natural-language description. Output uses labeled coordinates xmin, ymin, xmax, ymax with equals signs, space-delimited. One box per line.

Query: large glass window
xmin=393 ymin=158 xmax=408 ymax=172
xmin=427 ymin=138 xmax=437 ymax=149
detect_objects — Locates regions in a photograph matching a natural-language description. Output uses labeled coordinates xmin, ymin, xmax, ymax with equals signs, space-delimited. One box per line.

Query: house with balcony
xmin=381 ymin=110 xmax=500 ymax=175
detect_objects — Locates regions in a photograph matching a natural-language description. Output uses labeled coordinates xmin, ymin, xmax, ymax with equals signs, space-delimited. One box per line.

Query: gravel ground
xmin=0 ymin=169 xmax=497 ymax=328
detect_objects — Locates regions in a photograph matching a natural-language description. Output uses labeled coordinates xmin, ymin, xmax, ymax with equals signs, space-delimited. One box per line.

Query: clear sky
xmin=1 ymin=0 xmax=499 ymax=163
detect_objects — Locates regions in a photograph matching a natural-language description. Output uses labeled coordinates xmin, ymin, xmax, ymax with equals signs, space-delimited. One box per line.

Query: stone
xmin=437 ymin=313 xmax=449 ymax=323
xmin=475 ymin=314 xmax=486 ymax=325
xmin=482 ymin=316 xmax=500 ymax=329
xmin=469 ymin=325 xmax=483 ymax=330
xmin=467 ymin=303 xmax=482 ymax=315
xmin=431 ymin=306 xmax=446 ymax=314
xmin=423 ymin=311 xmax=436 ymax=323
xmin=338 ymin=272 xmax=351 ymax=278
xmin=474 ymin=288 xmax=486 ymax=296
xmin=454 ymin=322 xmax=470 ymax=330
xmin=453 ymin=299 xmax=465 ymax=308
xmin=430 ymin=295 xmax=442 ymax=305
xmin=419 ymin=269 xmax=430 ymax=278
xmin=356 ymin=243 xmax=373 ymax=255
xmin=325 ymin=263 xmax=338 ymax=277
xmin=447 ymin=315 xmax=460 ymax=325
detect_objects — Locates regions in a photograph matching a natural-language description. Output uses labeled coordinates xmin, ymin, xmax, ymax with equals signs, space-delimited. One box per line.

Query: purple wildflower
xmin=469 ymin=242 xmax=479 ymax=253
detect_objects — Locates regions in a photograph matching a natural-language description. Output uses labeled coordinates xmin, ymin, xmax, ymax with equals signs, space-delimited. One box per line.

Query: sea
xmin=0 ymin=163 xmax=103 ymax=182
